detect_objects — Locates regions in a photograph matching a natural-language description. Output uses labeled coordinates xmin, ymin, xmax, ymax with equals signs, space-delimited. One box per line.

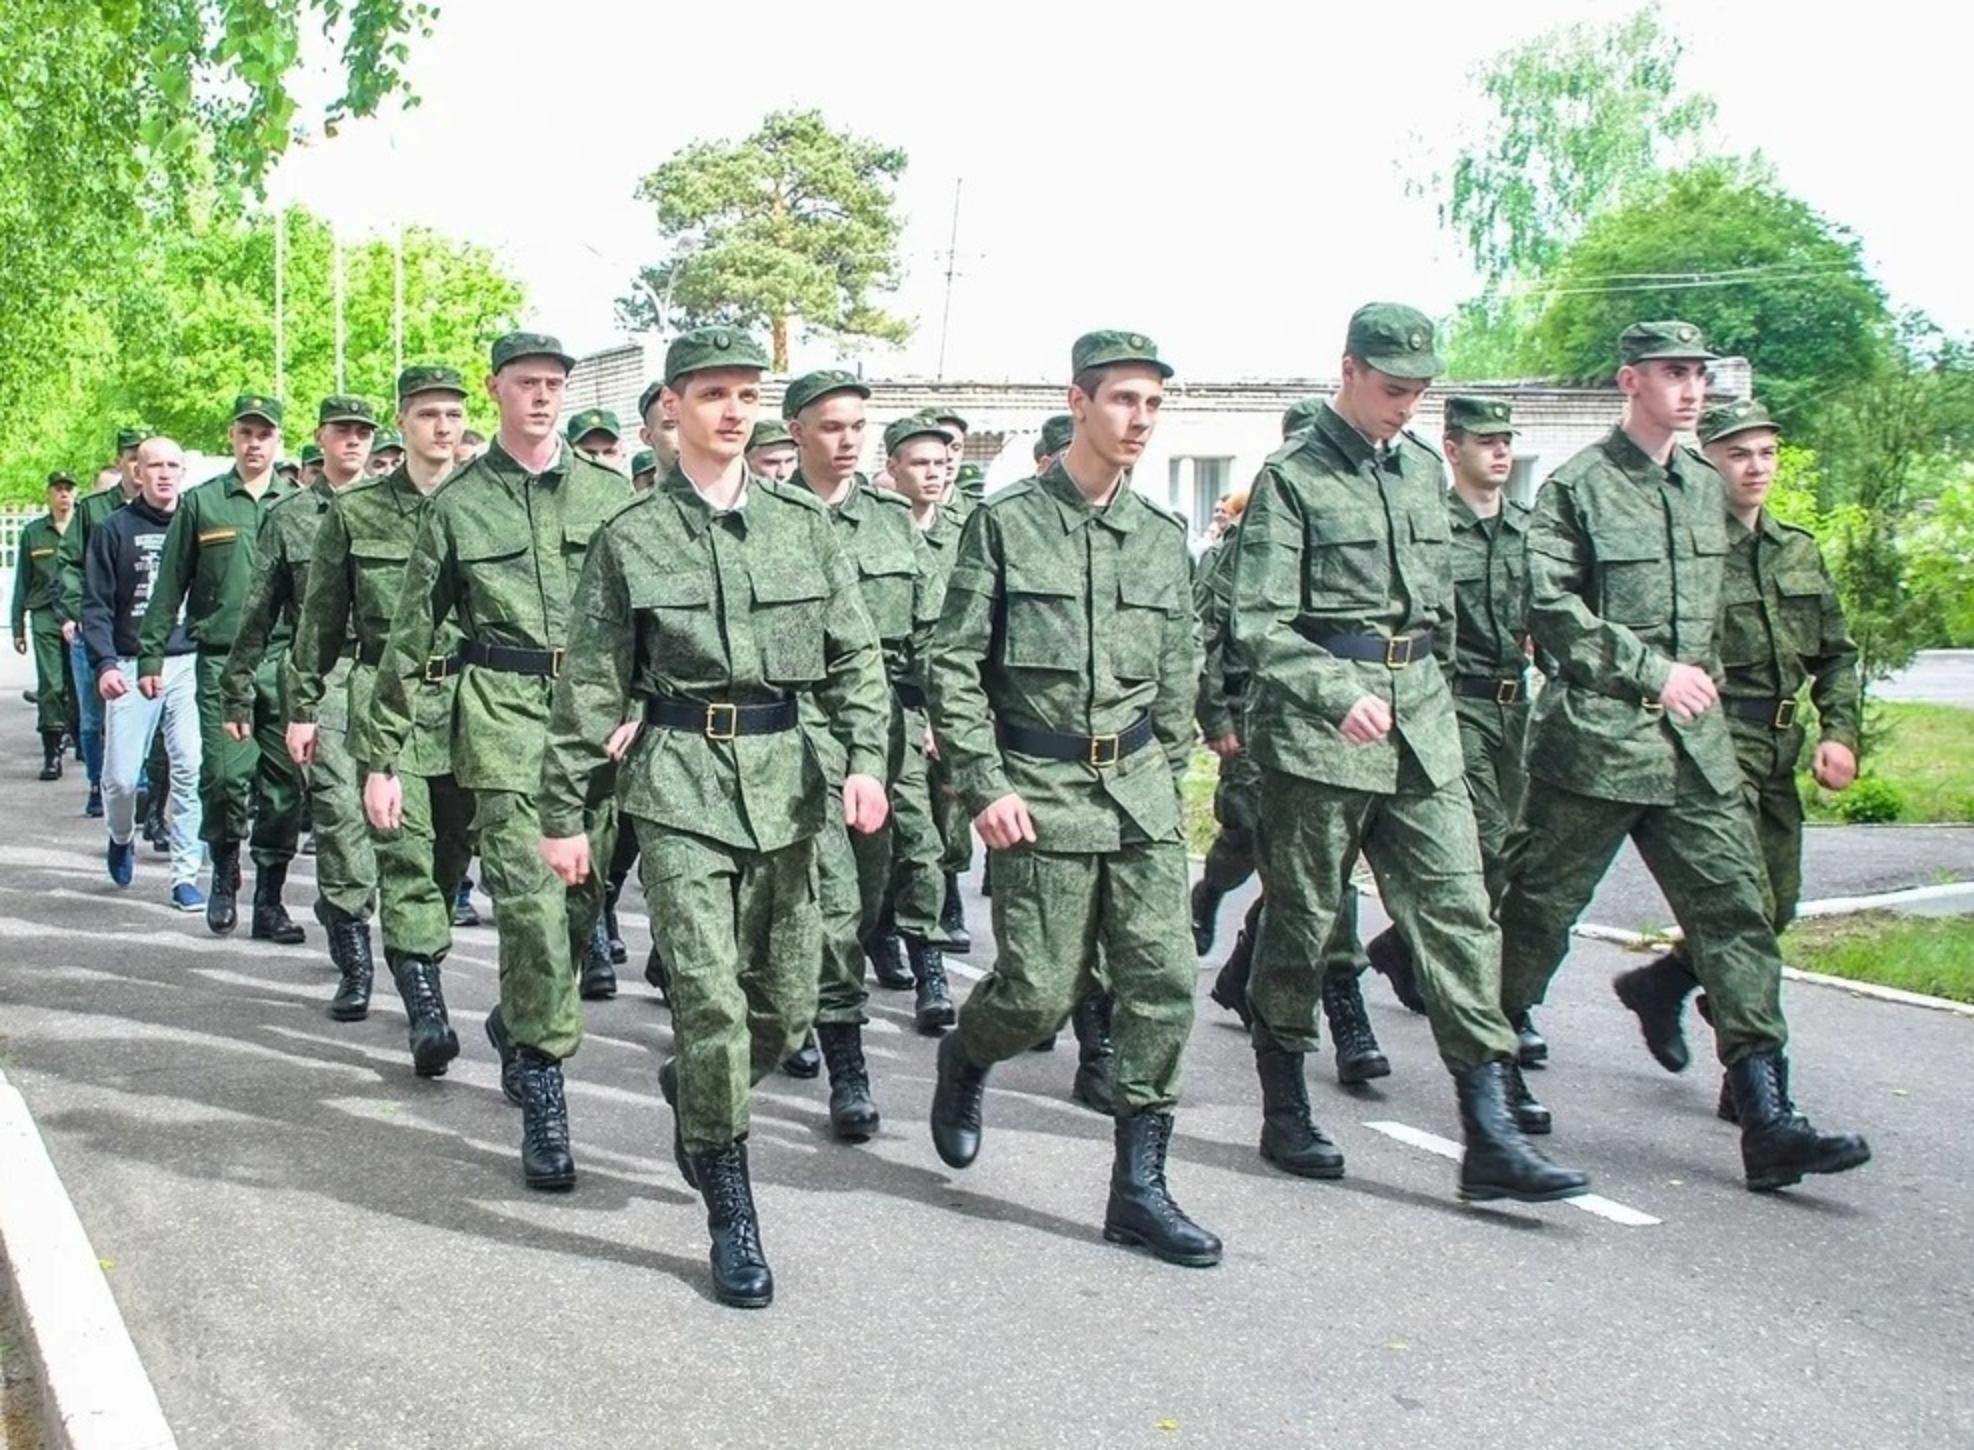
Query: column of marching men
xmin=15 ymin=303 xmax=1872 ymax=1309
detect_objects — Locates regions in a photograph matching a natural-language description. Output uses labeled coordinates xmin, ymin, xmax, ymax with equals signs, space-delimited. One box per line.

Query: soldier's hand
xmin=61 ymin=621 xmax=77 ymax=644
xmin=923 ymin=726 xmax=939 ymax=761
xmin=286 ymin=722 xmax=318 ymax=765
xmin=843 ymin=773 xmax=889 ymax=834
xmin=604 ymin=720 xmax=642 ymax=762
xmin=1812 ymin=740 xmax=1858 ymax=792
xmin=11 ymin=636 xmax=24 ymax=655
xmin=540 ymin=834 xmax=591 ymax=886
xmin=1339 ymin=694 xmax=1393 ymax=745
xmin=363 ymin=771 xmax=403 ymax=832
xmin=222 ymin=721 xmax=251 ymax=742
xmin=1207 ymin=730 xmax=1241 ymax=757
xmin=976 ymin=792 xmax=1037 ymax=849
xmin=1657 ymin=663 xmax=1719 ymax=722
xmin=137 ymin=673 xmax=163 ymax=700
xmin=98 ymin=668 xmax=129 ymax=701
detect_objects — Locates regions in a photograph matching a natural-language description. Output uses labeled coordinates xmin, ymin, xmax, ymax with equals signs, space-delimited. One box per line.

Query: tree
xmin=1518 ymin=159 xmax=1891 ymax=433
xmin=619 ymin=110 xmax=911 ymax=369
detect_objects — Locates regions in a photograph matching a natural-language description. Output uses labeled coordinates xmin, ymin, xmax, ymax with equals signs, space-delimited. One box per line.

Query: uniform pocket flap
xmin=1312 ymin=511 xmax=1384 ymax=546
xmin=1594 ymin=536 xmax=1663 ymax=564
xmin=1005 ymin=563 xmax=1076 ymax=597
xmin=455 ymin=538 xmax=528 ymax=564
xmin=630 ymin=572 xmax=712 ymax=608
xmin=857 ymin=548 xmax=916 ymax=578
xmin=1118 ymin=573 xmax=1179 ymax=611
xmin=752 ymin=572 xmax=826 ymax=605
xmin=351 ymin=540 xmax=412 ymax=564
xmin=1777 ymin=570 xmax=1825 ymax=598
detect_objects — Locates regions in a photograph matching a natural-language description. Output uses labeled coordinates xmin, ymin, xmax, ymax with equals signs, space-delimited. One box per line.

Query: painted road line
xmin=1362 ymin=1120 xmax=1662 ymax=1227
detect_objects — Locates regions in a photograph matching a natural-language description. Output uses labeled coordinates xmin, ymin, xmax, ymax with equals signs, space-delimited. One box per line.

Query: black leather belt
xmin=646 ymin=695 xmax=798 ymax=739
xmin=1307 ymin=629 xmax=1435 ymax=668
xmin=458 ymin=639 xmax=562 ymax=678
xmin=997 ymin=713 xmax=1154 ymax=768
xmin=1452 ymin=674 xmax=1524 ymax=704
xmin=894 ymin=681 xmax=927 ymax=710
xmin=1724 ymin=696 xmax=1799 ymax=729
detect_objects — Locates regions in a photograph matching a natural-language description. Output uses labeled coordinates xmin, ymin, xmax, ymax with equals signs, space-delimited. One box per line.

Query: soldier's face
xmin=576 ymin=432 xmax=626 ymax=471
xmin=49 ymin=484 xmax=77 ymax=520
xmin=889 ymin=440 xmax=948 ymax=506
xmin=791 ymin=395 xmax=868 ymax=485
xmin=641 ymin=408 xmax=681 ymax=471
xmin=1445 ymin=430 xmax=1515 ymax=488
xmin=487 ymin=361 xmax=568 ymax=443
xmin=232 ymin=419 xmax=279 ymax=475
xmin=402 ymin=394 xmax=467 ymax=466
xmin=1706 ymin=429 xmax=1780 ymax=512
xmin=668 ymin=369 xmax=762 ymax=463
xmin=1622 ymin=360 xmax=1707 ymax=434
xmin=1069 ymin=364 xmax=1165 ymax=471
xmin=317 ymin=420 xmax=375 ymax=484
xmin=747 ymin=443 xmax=799 ymax=482
xmin=136 ymin=442 xmax=185 ymax=510
xmin=1337 ymin=358 xmax=1429 ymax=443
xmin=117 ymin=447 xmax=141 ymax=486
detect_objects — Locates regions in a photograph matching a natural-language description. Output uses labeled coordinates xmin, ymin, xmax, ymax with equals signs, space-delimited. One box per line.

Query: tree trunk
xmin=772 ymin=313 xmax=789 ymax=372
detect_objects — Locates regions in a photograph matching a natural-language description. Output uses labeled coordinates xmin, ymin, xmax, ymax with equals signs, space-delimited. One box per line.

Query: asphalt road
xmin=1877 ymin=650 xmax=1974 ymax=709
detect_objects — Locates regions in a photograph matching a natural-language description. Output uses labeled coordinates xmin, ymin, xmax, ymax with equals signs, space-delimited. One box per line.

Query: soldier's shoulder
xmin=1132 ymin=488 xmax=1189 ymax=537
xmin=1398 ymin=427 xmax=1443 ymax=468
xmin=865 ymin=483 xmax=912 ymax=513
xmin=979 ymin=477 xmax=1039 ymax=510
xmin=1772 ymin=516 xmax=1824 ymax=554
xmin=1505 ymin=495 xmax=1535 ymax=522
xmin=1546 ymin=441 xmax=1613 ymax=490
xmin=182 ymin=474 xmax=230 ymax=506
xmin=266 ymin=486 xmax=314 ymax=516
xmin=761 ymin=477 xmax=826 ymax=515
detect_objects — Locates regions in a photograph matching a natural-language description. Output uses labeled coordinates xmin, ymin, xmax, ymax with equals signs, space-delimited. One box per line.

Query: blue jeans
xmin=103 ymin=655 xmax=204 ymax=888
xmin=69 ymin=635 xmax=104 ymax=789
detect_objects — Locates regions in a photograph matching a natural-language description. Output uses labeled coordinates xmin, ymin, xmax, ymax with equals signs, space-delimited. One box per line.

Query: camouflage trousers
xmin=372 ymin=768 xmax=475 ymax=963
xmin=306 ymin=723 xmax=377 ymax=920
xmin=1200 ymin=745 xmax=1261 ymax=896
xmin=881 ymin=703 xmax=944 ymax=938
xmin=1498 ymin=757 xmax=1788 ymax=1065
xmin=954 ymin=839 xmax=1196 ymax=1115
xmin=929 ymin=752 xmax=974 ymax=877
xmin=1454 ymin=697 xmax=1530 ymax=906
xmin=1728 ymin=718 xmax=1807 ymax=933
xmin=815 ymin=792 xmax=871 ymax=1026
xmin=194 ymin=652 xmax=302 ymax=868
xmin=642 ymin=823 xmax=819 ymax=1153
xmin=475 ymin=788 xmax=615 ymax=1061
xmin=1252 ymin=766 xmax=1518 ymax=1072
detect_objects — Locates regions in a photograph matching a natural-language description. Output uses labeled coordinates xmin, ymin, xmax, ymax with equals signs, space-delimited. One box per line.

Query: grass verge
xmin=1780 ymin=911 xmax=1974 ymax=1004
xmin=1803 ymin=701 xmax=1974 ymax=825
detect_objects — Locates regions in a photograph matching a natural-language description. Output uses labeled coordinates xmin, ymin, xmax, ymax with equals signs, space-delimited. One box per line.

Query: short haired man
xmin=1032 ymin=413 xmax=1074 ymax=473
xmin=366 ymin=429 xmax=406 ymax=477
xmin=629 ymin=448 xmax=657 ymax=490
xmin=743 ymin=418 xmax=798 ymax=482
xmin=455 ymin=430 xmax=487 ymax=465
xmin=566 ymin=407 xmax=626 ymax=471
xmin=56 ymin=428 xmax=148 ymax=815
xmin=13 ymin=471 xmax=79 ymax=780
xmin=298 ymin=443 xmax=325 ymax=488
xmin=636 ymin=378 xmax=682 ymax=479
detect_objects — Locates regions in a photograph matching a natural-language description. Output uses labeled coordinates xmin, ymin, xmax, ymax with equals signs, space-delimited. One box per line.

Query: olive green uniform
xmin=922 ymin=504 xmax=977 ymax=881
xmin=11 ymin=514 xmax=74 ymax=735
xmin=138 ymin=468 xmax=304 ymax=867
xmin=539 ymin=470 xmax=889 ymax=1151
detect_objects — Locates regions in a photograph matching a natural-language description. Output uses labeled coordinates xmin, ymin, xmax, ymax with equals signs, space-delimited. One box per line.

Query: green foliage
xmin=1831 ymin=776 xmax=1905 ymax=824
xmin=620 ymin=110 xmax=911 ymax=370
xmin=1905 ymin=472 xmax=1974 ymax=646
xmin=1781 ymin=913 xmax=1974 ymax=1004
xmin=1804 ymin=702 xmax=1974 ymax=825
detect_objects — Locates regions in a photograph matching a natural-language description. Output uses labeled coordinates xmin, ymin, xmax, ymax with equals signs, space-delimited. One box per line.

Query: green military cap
xmin=47 ymin=470 xmax=78 ymax=488
xmin=1070 ymin=329 xmax=1174 ymax=379
xmin=933 ymin=407 xmax=969 ymax=433
xmin=955 ymin=464 xmax=984 ymax=487
xmin=1033 ymin=413 xmax=1075 ymax=461
xmin=781 ymin=368 xmax=871 ymax=420
xmin=630 ymin=448 xmax=657 ymax=477
xmin=1444 ymin=395 xmax=1516 ymax=436
xmin=663 ymin=326 xmax=770 ymax=385
xmin=637 ymin=379 xmax=665 ymax=418
xmin=316 ymin=394 xmax=378 ymax=428
xmin=747 ymin=418 xmax=793 ymax=452
xmin=1619 ymin=319 xmax=1718 ymax=365
xmin=231 ymin=391 xmax=284 ymax=426
xmin=1344 ymin=303 xmax=1442 ymax=379
xmin=884 ymin=414 xmax=949 ymax=455
xmin=397 ymin=364 xmax=467 ymax=401
xmin=114 ymin=426 xmax=148 ymax=451
xmin=274 ymin=459 xmax=299 ymax=478
xmin=299 ymin=443 xmax=323 ymax=466
xmin=565 ymin=407 xmax=621 ymax=443
xmin=372 ymin=429 xmax=403 ymax=452
xmin=1700 ymin=398 xmax=1780 ymax=446
xmin=490 ymin=331 xmax=576 ymax=373
xmin=1281 ymin=396 xmax=1324 ymax=438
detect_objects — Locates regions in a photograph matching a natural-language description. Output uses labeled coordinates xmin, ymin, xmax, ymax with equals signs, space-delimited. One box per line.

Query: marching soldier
xmin=567 ymin=407 xmax=626 ymax=471
xmin=58 ymin=431 xmax=147 ymax=816
xmin=366 ymin=430 xmax=406 ymax=477
xmin=631 ymin=449 xmax=658 ymax=491
xmin=13 ymin=471 xmax=78 ymax=780
xmin=743 ymin=419 xmax=799 ymax=482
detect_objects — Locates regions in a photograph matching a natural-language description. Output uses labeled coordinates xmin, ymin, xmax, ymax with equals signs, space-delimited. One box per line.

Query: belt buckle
xmin=423 ymin=655 xmax=449 ymax=683
xmin=547 ymin=647 xmax=565 ymax=679
xmin=705 ymin=702 xmax=738 ymax=741
xmin=1774 ymin=699 xmax=1798 ymax=729
xmin=1641 ymin=697 xmax=1664 ymax=714
xmin=1384 ymin=635 xmax=1414 ymax=669
xmin=1088 ymin=732 xmax=1120 ymax=768
xmin=1495 ymin=679 xmax=1519 ymax=706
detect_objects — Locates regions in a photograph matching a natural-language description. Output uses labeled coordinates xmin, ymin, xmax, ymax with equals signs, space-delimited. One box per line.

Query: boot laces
xmin=522 ymin=1064 xmax=570 ymax=1153
xmin=1324 ymin=975 xmax=1377 ymax=1057
xmin=708 ymin=1151 xmax=764 ymax=1259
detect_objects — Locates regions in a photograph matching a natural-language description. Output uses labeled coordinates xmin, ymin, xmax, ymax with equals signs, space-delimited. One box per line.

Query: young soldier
xmin=636 ymin=379 xmax=681 ymax=477
xmin=1497 ymin=323 xmax=1869 ymax=1192
xmin=58 ymin=431 xmax=147 ymax=816
xmin=743 ymin=418 xmax=799 ymax=482
xmin=13 ymin=472 xmax=78 ymax=780
xmin=139 ymin=394 xmax=304 ymax=940
xmin=1227 ymin=304 xmax=1587 ymax=1202
xmin=1610 ymin=398 xmax=1863 ymax=1122
xmin=358 ymin=333 xmax=632 ymax=1191
xmin=538 ymin=326 xmax=890 ymax=1308
xmin=567 ymin=407 xmax=626 ymax=471
xmin=630 ymin=449 xmax=658 ymax=491
xmin=294 ymin=367 xmax=475 ymax=1069
xmin=366 ymin=431 xmax=406 ymax=477
xmin=926 ymin=330 xmax=1220 ymax=1267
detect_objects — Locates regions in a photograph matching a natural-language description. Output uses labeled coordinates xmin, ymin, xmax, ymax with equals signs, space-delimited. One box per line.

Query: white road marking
xmin=1362 ymin=1119 xmax=1662 ymax=1227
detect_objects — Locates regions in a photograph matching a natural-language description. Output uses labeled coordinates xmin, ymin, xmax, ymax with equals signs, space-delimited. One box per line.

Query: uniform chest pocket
xmin=1776 ymin=569 xmax=1827 ymax=646
xmin=1718 ymin=597 xmax=1769 ymax=667
xmin=1112 ymin=572 xmax=1179 ymax=681
xmin=1001 ymin=565 xmax=1083 ymax=672
xmin=1306 ymin=510 xmax=1387 ymax=609
xmin=190 ymin=529 xmax=241 ymax=615
xmin=752 ymin=571 xmax=827 ymax=684
xmin=630 ymin=571 xmax=725 ymax=680
xmin=1593 ymin=535 xmax=1671 ymax=628
xmin=856 ymin=551 xmax=917 ymax=642
xmin=454 ymin=540 xmax=534 ymax=628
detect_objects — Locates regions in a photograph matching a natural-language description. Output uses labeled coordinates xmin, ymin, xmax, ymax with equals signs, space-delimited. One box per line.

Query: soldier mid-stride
xmin=12 ymin=471 xmax=79 ymax=781
xmin=1496 ymin=321 xmax=1869 ymax=1193
xmin=927 ymin=330 xmax=1221 ymax=1269
xmin=1227 ymin=304 xmax=1588 ymax=1203
xmin=538 ymin=327 xmax=891 ymax=1308
xmin=358 ymin=333 xmax=632 ymax=1193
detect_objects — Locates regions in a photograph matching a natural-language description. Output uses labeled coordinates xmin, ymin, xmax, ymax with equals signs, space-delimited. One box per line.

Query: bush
xmin=1832 ymin=776 xmax=1905 ymax=824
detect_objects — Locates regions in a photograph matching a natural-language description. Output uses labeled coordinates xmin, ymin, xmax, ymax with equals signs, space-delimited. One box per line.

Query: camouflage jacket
xmin=220 ymin=478 xmax=349 ymax=727
xmin=1719 ymin=511 xmax=1860 ymax=749
xmin=10 ymin=514 xmax=69 ymax=629
xmin=1194 ymin=522 xmax=1243 ymax=741
xmin=138 ymin=468 xmax=299 ymax=673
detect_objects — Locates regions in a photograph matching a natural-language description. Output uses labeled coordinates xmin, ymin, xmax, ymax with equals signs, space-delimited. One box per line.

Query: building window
xmin=1168 ymin=456 xmax=1231 ymax=536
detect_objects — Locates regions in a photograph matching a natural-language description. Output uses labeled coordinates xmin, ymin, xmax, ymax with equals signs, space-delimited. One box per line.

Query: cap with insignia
xmin=1344 ymin=303 xmax=1443 ymax=380
xmin=1281 ymin=396 xmax=1324 ymax=439
xmin=1070 ymin=329 xmax=1174 ymax=380
xmin=933 ymin=408 xmax=969 ymax=433
xmin=397 ymin=364 xmax=468 ymax=402
xmin=114 ymin=426 xmax=149 ymax=451
xmin=630 ymin=449 xmax=657 ymax=477
xmin=662 ymin=326 xmax=770 ymax=386
xmin=565 ymin=407 xmax=621 ymax=443
xmin=231 ymin=392 xmax=284 ymax=427
xmin=747 ymin=419 xmax=793 ymax=452
xmin=1619 ymin=319 xmax=1719 ymax=366
xmin=1444 ymin=396 xmax=1517 ymax=436
xmin=490 ymin=331 xmax=577 ymax=373
xmin=884 ymin=414 xmax=950 ymax=455
xmin=372 ymin=430 xmax=403 ymax=453
xmin=47 ymin=471 xmax=77 ymax=488
xmin=781 ymin=368 xmax=871 ymax=420
xmin=299 ymin=443 xmax=323 ymax=466
xmin=955 ymin=463 xmax=984 ymax=487
xmin=1699 ymin=398 xmax=1780 ymax=446
xmin=636 ymin=379 xmax=666 ymax=419
xmin=317 ymin=395 xmax=378 ymax=428
xmin=1033 ymin=413 xmax=1075 ymax=461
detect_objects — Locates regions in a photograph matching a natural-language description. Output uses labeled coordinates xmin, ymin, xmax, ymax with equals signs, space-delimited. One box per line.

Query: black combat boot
xmin=1070 ymin=991 xmax=1116 ymax=1115
xmin=929 ymin=1031 xmax=990 ymax=1169
xmin=39 ymin=731 xmax=63 ymax=781
xmin=643 ymin=944 xmax=671 ymax=1006
xmin=143 ymin=781 xmax=169 ymax=852
xmin=1321 ymin=970 xmax=1391 ymax=1085
xmin=657 ymin=1055 xmax=695 ymax=1188
xmin=1102 ymin=1113 xmax=1222 ymax=1268
xmin=689 ymin=1142 xmax=773 ymax=1309
xmin=325 ymin=906 xmax=374 ymax=1022
xmin=1252 ymin=1034 xmax=1345 ymax=1178
xmin=1727 ymin=1051 xmax=1871 ymax=1192
xmin=906 ymin=935 xmax=955 ymax=1034
xmin=251 ymin=863 xmax=306 ymax=945
xmin=578 ymin=911 xmax=618 ymax=1000
xmin=781 ymin=1029 xmax=821 ymax=1079
xmin=937 ymin=871 xmax=971 ymax=953
xmin=206 ymin=843 xmax=241 ymax=934
xmin=390 ymin=956 xmax=460 ymax=1078
xmin=1189 ymin=877 xmax=1226 ymax=957
xmin=1503 ymin=1060 xmax=1552 ymax=1135
xmin=1612 ymin=954 xmax=1700 ymax=1073
xmin=1364 ymin=926 xmax=1427 ymax=1015
xmin=864 ymin=916 xmax=914 ymax=991
xmin=484 ymin=1005 xmax=522 ymax=1107
xmin=603 ymin=882 xmax=628 ymax=966
xmin=1454 ymin=1062 xmax=1589 ymax=1203
xmin=1209 ymin=899 xmax=1260 ymax=1030
xmin=1513 ymin=1010 xmax=1548 ymax=1069
xmin=516 ymin=1047 xmax=576 ymax=1191
xmin=134 ymin=785 xmax=154 ymax=845
xmin=816 ymin=1022 xmax=880 ymax=1142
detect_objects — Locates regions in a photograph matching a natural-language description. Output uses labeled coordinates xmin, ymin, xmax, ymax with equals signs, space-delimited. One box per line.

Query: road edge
xmin=0 ymin=1071 xmax=178 ymax=1450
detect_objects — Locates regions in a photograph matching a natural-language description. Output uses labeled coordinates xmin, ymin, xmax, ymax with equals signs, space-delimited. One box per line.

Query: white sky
xmin=269 ymin=0 xmax=1974 ymax=382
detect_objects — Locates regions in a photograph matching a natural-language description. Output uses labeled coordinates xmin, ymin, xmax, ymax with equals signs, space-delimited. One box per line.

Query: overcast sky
xmin=269 ymin=0 xmax=1973 ymax=383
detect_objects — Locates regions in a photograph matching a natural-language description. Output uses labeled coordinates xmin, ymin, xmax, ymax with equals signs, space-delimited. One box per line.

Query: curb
xmin=0 ymin=1070 xmax=178 ymax=1450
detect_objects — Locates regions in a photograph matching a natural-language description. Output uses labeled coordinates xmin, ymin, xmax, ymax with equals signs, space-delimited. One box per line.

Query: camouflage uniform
xmin=11 ymin=506 xmax=75 ymax=745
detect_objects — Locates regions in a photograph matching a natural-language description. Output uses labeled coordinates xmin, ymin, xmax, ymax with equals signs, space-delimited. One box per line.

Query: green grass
xmin=1781 ymin=911 xmax=1974 ymax=1003
xmin=1181 ymin=748 xmax=1219 ymax=857
xmin=1802 ymin=701 xmax=1974 ymax=825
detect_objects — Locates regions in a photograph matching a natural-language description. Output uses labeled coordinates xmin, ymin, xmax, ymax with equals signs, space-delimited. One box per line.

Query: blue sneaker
xmin=106 ymin=838 xmax=134 ymax=887
xmin=170 ymin=882 xmax=206 ymax=912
